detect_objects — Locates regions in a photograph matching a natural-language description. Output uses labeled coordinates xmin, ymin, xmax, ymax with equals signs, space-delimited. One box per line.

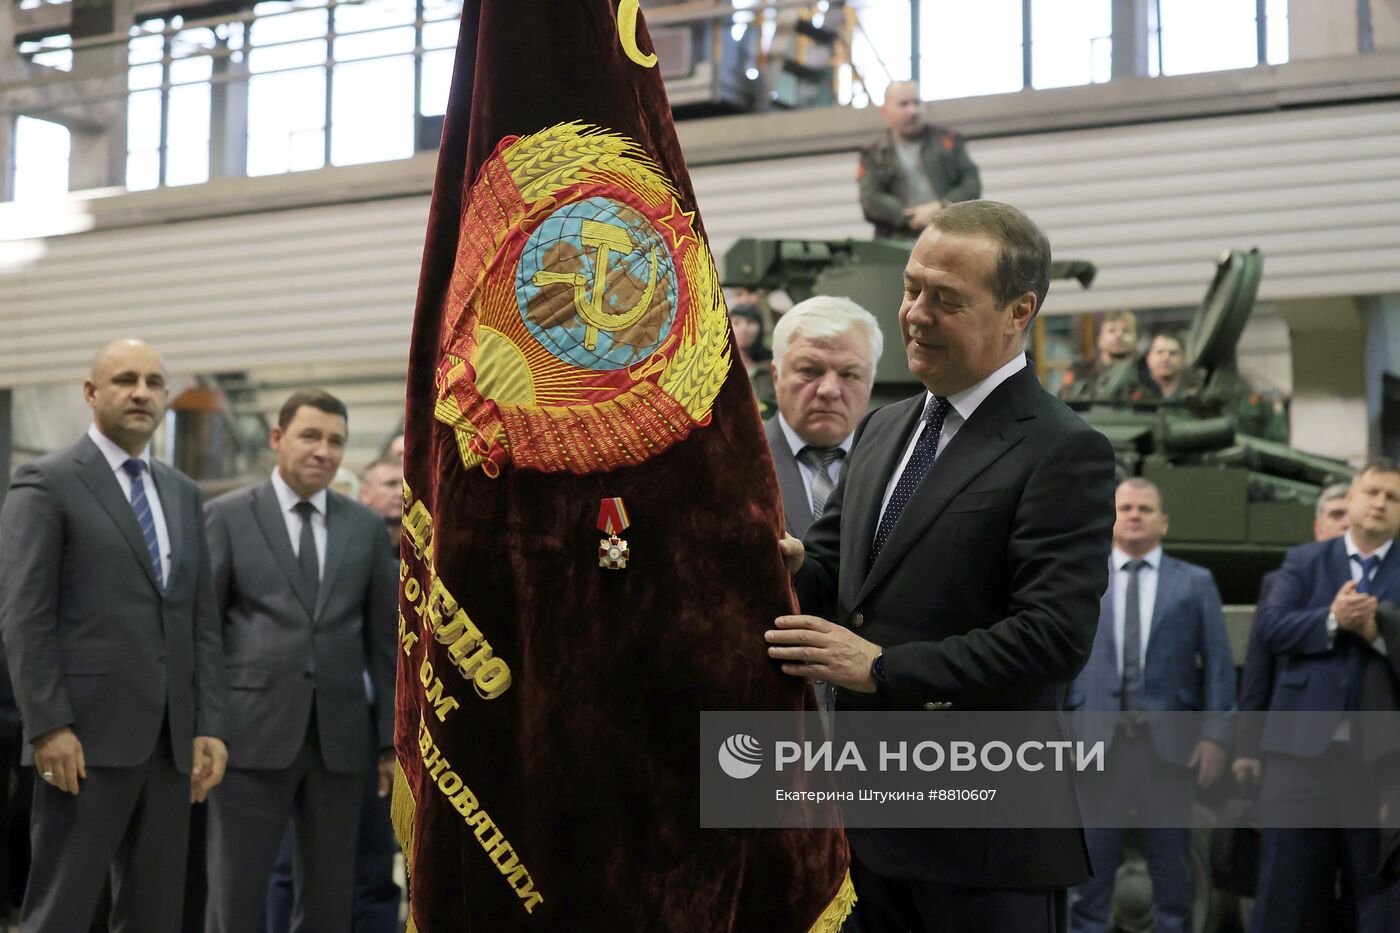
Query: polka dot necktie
xmin=870 ymin=395 xmax=950 ymax=565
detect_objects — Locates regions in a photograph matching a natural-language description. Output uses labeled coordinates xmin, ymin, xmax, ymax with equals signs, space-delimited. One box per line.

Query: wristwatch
xmin=870 ymin=653 xmax=887 ymax=690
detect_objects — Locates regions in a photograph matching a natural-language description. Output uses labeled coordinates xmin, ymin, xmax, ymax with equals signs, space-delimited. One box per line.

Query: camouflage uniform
xmin=1058 ymin=357 xmax=1139 ymax=403
xmin=858 ymin=125 xmax=981 ymax=239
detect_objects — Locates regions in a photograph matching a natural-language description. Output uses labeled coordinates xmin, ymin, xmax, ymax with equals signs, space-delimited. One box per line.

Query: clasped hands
xmin=1333 ymin=580 xmax=1379 ymax=642
xmin=903 ymin=200 xmax=944 ymax=232
xmin=769 ymin=534 xmax=881 ymax=693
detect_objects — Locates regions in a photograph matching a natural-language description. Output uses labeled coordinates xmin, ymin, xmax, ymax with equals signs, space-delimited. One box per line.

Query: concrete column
xmin=1276 ymin=297 xmax=1369 ymax=464
xmin=67 ymin=0 xmax=132 ymax=191
xmin=1372 ymin=0 xmax=1400 ymax=52
xmin=1362 ymin=294 xmax=1400 ymax=456
xmin=210 ymin=30 xmax=249 ymax=179
xmin=1288 ymin=0 xmax=1363 ymax=60
xmin=0 ymin=0 xmax=17 ymax=201
xmin=1110 ymin=0 xmax=1151 ymax=78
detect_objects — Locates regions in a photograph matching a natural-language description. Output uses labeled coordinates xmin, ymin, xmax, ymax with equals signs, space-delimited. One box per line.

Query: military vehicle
xmin=723 ymin=238 xmax=1353 ymax=605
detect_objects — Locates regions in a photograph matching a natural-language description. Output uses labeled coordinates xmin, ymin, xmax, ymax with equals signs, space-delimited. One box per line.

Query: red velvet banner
xmin=392 ymin=1 xmax=850 ymax=929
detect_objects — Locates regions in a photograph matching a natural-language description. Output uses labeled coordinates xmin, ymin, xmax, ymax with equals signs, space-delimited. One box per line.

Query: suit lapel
xmin=315 ymin=494 xmax=349 ymax=622
xmin=252 ymin=482 xmax=315 ymax=619
xmin=150 ymin=462 xmax=181 ymax=592
xmin=1326 ymin=537 xmax=1352 ymax=594
xmin=1145 ymin=555 xmax=1180 ymax=660
xmin=1096 ymin=579 xmax=1119 ymax=681
xmin=841 ymin=394 xmax=925 ymax=588
xmin=74 ymin=437 xmax=160 ymax=592
xmin=856 ymin=386 xmax=1027 ymax=606
xmin=765 ymin=418 xmax=813 ymax=539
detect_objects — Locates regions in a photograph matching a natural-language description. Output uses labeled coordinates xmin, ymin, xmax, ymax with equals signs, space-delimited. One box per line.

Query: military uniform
xmin=1058 ymin=357 xmax=1139 ymax=402
xmin=857 ymin=125 xmax=981 ymax=239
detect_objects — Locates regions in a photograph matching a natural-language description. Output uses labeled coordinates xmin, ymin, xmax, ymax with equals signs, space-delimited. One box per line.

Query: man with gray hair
xmin=763 ymin=296 xmax=883 ymax=539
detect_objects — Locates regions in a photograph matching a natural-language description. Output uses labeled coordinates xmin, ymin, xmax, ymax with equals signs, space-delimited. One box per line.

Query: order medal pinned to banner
xmin=433 ymin=121 xmax=729 ymax=478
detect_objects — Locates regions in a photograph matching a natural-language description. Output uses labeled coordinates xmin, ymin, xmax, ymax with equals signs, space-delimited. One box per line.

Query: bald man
xmin=858 ymin=80 xmax=981 ymax=239
xmin=0 ymin=340 xmax=227 ymax=932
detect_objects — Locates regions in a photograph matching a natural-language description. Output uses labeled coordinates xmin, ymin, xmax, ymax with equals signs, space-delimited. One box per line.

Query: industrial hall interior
xmin=4 ymin=0 xmax=1400 ymax=932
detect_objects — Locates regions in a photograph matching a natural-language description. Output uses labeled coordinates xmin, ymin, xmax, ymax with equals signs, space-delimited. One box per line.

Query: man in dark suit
xmin=767 ymin=200 xmax=1116 ymax=932
xmin=1232 ymin=482 xmax=1350 ymax=789
xmin=1067 ymin=479 xmax=1236 ymax=933
xmin=203 ymin=390 xmax=397 ymax=933
xmin=763 ymin=296 xmax=882 ymax=539
xmin=0 ymin=339 xmax=227 ymax=932
xmin=1250 ymin=461 xmax=1400 ymax=933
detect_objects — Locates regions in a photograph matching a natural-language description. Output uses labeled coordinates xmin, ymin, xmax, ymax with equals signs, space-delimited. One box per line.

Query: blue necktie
xmin=1354 ymin=553 xmax=1380 ymax=594
xmin=870 ymin=395 xmax=950 ymax=564
xmin=121 ymin=459 xmax=164 ymax=589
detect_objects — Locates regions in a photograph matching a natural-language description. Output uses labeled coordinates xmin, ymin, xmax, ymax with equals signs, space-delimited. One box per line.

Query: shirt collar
xmin=777 ymin=413 xmax=855 ymax=459
xmin=271 ymin=469 xmax=328 ymax=516
xmin=1112 ymin=545 xmax=1162 ymax=571
xmin=930 ymin=352 xmax=1028 ymax=424
xmin=1345 ymin=530 xmax=1393 ymax=564
xmin=87 ymin=423 xmax=151 ymax=472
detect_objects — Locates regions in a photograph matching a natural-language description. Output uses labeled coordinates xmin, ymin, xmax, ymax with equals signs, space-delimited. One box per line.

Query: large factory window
xmin=1152 ymin=0 xmax=1287 ymax=76
xmin=1029 ymin=0 xmax=1111 ymax=90
xmin=919 ymin=0 xmax=1024 ymax=100
xmin=127 ymin=18 xmax=219 ymax=190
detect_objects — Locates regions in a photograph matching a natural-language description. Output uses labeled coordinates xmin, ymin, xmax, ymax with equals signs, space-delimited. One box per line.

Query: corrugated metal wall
xmin=2 ymin=99 xmax=1399 ymax=389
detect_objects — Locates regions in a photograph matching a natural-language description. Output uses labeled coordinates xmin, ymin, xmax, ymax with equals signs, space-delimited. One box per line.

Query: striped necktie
xmin=1120 ymin=560 xmax=1146 ymax=712
xmin=798 ymin=446 xmax=845 ymax=520
xmin=121 ymin=459 xmax=164 ymax=589
xmin=1353 ymin=553 xmax=1380 ymax=593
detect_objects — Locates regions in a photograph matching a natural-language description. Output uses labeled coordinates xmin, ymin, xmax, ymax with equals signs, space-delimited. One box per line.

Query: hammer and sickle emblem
xmin=532 ymin=220 xmax=660 ymax=352
xmin=617 ymin=0 xmax=657 ymax=69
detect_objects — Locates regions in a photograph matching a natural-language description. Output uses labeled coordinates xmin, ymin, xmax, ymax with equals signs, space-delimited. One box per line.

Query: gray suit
xmin=203 ymin=479 xmax=396 ymax=933
xmin=764 ymin=415 xmax=816 ymax=539
xmin=0 ymin=433 xmax=226 ymax=932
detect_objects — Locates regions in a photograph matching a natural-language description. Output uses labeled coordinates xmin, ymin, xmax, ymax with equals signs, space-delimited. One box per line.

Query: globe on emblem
xmin=517 ymin=197 xmax=679 ymax=371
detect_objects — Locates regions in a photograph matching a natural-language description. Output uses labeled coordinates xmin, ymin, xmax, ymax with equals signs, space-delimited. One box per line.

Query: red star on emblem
xmin=657 ymin=199 xmax=698 ymax=251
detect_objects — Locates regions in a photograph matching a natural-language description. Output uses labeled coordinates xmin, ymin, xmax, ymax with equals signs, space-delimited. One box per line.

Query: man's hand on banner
xmin=766 ymin=614 xmax=881 ymax=693
xmin=778 ymin=533 xmax=804 ymax=577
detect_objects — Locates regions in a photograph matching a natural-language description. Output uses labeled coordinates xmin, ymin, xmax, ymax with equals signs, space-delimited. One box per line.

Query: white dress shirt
xmin=879 ymin=352 xmax=1028 ymax=517
xmin=271 ymin=470 xmax=327 ymax=579
xmin=1111 ymin=545 xmax=1163 ymax=676
xmin=1344 ymin=531 xmax=1392 ymax=587
xmin=88 ymin=423 xmax=171 ymax=584
xmin=777 ymin=414 xmax=855 ymax=515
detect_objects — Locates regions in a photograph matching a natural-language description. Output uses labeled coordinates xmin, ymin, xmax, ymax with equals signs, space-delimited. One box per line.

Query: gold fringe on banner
xmin=390 ymin=761 xmax=422 ymax=933
xmin=807 ymin=871 xmax=856 ymax=933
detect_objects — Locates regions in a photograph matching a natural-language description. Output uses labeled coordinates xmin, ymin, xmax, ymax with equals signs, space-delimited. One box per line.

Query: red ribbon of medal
xmin=596 ymin=498 xmax=631 ymax=536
